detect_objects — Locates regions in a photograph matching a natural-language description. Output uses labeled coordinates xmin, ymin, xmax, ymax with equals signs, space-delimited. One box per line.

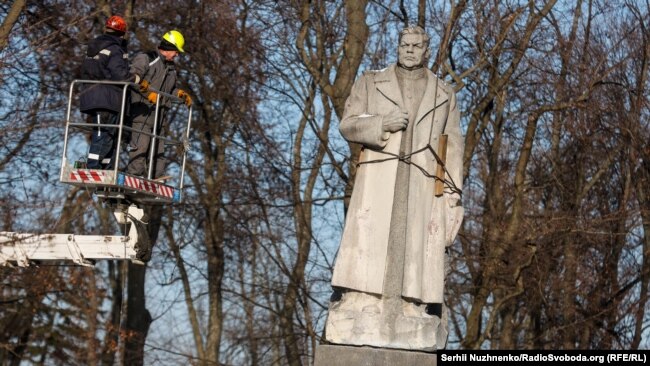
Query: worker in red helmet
xmin=79 ymin=15 xmax=138 ymax=170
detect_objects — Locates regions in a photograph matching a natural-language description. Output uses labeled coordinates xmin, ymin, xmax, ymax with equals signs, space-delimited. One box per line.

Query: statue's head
xmin=397 ymin=26 xmax=431 ymax=70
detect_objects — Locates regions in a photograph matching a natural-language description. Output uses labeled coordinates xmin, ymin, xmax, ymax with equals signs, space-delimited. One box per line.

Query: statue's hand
xmin=382 ymin=109 xmax=408 ymax=133
xmin=446 ymin=196 xmax=464 ymax=246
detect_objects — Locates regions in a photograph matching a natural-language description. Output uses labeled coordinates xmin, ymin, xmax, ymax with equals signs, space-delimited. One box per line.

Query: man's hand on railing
xmin=140 ymin=79 xmax=151 ymax=93
xmin=147 ymin=92 xmax=159 ymax=104
xmin=177 ymin=89 xmax=192 ymax=107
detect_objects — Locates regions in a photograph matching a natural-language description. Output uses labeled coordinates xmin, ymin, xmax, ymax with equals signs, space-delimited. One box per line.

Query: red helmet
xmin=106 ymin=15 xmax=127 ymax=33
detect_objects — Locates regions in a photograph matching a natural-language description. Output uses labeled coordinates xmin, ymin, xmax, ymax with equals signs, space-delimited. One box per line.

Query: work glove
xmin=177 ymin=89 xmax=192 ymax=107
xmin=147 ymin=92 xmax=159 ymax=104
xmin=139 ymin=79 xmax=150 ymax=93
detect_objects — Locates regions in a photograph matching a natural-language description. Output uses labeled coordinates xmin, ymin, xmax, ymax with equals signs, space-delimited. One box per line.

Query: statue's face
xmin=398 ymin=33 xmax=429 ymax=69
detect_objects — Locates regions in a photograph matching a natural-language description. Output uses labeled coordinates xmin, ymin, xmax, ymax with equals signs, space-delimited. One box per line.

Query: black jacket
xmin=79 ymin=34 xmax=130 ymax=114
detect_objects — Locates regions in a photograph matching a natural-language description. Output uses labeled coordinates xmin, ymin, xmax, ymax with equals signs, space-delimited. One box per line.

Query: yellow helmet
xmin=162 ymin=30 xmax=185 ymax=53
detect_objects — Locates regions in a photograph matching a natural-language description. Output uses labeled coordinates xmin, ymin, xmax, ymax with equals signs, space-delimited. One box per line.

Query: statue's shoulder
xmin=358 ymin=66 xmax=394 ymax=87
xmin=432 ymin=73 xmax=455 ymax=95
xmin=362 ymin=68 xmax=387 ymax=75
xmin=360 ymin=66 xmax=391 ymax=79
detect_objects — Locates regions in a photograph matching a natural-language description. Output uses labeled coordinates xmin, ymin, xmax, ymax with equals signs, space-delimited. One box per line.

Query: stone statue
xmin=325 ymin=26 xmax=464 ymax=351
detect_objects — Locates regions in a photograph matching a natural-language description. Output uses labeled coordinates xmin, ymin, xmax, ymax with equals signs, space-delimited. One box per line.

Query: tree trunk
xmin=123 ymin=205 xmax=162 ymax=365
xmin=101 ymin=261 xmax=123 ymax=366
xmin=0 ymin=0 xmax=26 ymax=51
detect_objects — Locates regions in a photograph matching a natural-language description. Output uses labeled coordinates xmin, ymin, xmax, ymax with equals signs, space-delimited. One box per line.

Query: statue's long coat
xmin=332 ymin=64 xmax=464 ymax=303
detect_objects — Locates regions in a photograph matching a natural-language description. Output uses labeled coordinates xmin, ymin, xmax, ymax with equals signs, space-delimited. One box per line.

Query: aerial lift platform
xmin=1 ymin=80 xmax=192 ymax=266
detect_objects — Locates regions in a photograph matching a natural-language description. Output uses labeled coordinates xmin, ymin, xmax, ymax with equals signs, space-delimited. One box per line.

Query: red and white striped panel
xmin=122 ymin=175 xmax=174 ymax=198
xmin=69 ymin=169 xmax=111 ymax=183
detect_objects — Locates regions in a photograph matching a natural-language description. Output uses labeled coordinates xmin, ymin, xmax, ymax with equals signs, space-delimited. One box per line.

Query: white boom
xmin=0 ymin=205 xmax=149 ymax=267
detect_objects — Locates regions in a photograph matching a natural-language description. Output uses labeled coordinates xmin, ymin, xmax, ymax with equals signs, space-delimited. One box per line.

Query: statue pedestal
xmin=313 ymin=344 xmax=436 ymax=366
xmin=324 ymin=291 xmax=447 ymax=351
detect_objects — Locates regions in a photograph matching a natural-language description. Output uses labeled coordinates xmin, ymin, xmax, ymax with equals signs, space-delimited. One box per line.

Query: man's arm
xmin=129 ymin=53 xmax=150 ymax=83
xmin=444 ymin=89 xmax=463 ymax=200
xmin=442 ymin=89 xmax=465 ymax=245
xmin=339 ymin=73 xmax=407 ymax=150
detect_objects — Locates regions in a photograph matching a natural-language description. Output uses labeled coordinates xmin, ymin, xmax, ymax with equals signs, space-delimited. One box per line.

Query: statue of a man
xmin=325 ymin=26 xmax=464 ymax=351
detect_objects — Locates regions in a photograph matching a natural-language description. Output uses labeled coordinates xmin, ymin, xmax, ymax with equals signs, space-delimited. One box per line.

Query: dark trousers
xmin=87 ymin=111 xmax=118 ymax=169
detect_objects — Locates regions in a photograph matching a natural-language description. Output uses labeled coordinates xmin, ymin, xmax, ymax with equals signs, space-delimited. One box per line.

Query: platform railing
xmin=60 ymin=79 xmax=192 ymax=193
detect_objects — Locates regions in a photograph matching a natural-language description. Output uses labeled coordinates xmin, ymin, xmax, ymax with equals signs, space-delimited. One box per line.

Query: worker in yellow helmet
xmin=126 ymin=30 xmax=193 ymax=180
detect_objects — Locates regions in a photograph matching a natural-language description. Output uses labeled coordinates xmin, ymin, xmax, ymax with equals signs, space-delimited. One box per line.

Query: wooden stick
xmin=434 ymin=134 xmax=448 ymax=197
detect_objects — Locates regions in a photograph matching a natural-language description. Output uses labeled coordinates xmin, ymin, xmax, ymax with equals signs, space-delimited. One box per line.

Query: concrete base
xmin=325 ymin=291 xmax=447 ymax=351
xmin=313 ymin=344 xmax=436 ymax=366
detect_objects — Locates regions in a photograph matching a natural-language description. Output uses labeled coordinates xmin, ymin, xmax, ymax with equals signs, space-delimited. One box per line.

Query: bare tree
xmin=3 ymin=1 xmax=650 ymax=364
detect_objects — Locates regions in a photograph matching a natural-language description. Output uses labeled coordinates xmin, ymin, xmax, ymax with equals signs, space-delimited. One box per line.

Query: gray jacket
xmin=129 ymin=50 xmax=179 ymax=123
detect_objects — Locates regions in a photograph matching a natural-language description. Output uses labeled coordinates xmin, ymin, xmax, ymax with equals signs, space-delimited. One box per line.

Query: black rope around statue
xmin=356 ymin=142 xmax=463 ymax=196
